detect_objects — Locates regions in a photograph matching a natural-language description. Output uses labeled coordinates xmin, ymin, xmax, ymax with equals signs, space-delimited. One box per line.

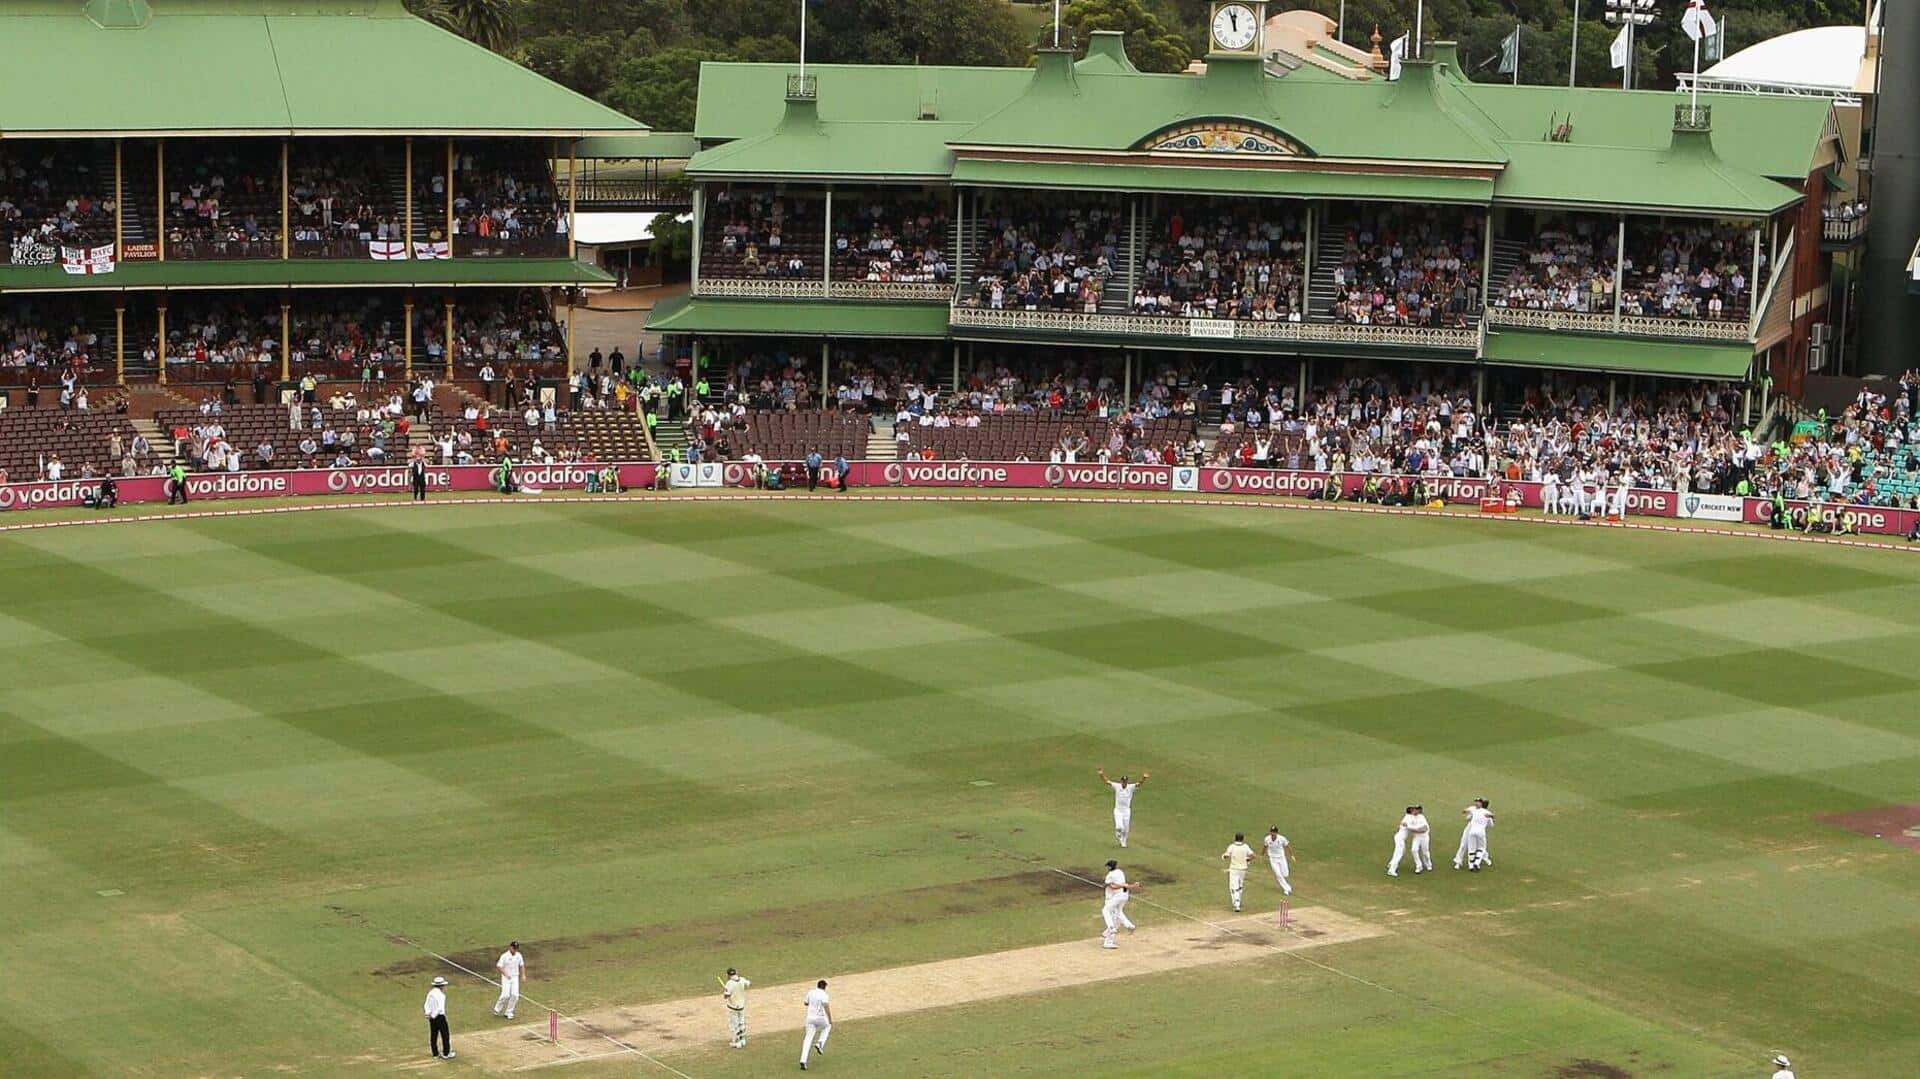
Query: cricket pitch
xmin=459 ymin=906 xmax=1382 ymax=1071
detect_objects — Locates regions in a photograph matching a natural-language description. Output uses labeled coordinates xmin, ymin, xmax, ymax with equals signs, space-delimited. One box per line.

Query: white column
xmin=822 ymin=187 xmax=833 ymax=287
xmin=1613 ymin=216 xmax=1626 ymax=327
xmin=691 ymin=185 xmax=704 ymax=293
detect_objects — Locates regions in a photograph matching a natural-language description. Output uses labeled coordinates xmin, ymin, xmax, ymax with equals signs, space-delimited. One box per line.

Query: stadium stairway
xmin=1307 ymin=232 xmax=1344 ymax=321
xmin=95 ymin=143 xmax=152 ymax=246
xmin=124 ymin=383 xmax=195 ymax=420
xmin=130 ymin=418 xmax=178 ymax=469
xmin=866 ymin=421 xmax=896 ymax=461
xmin=1486 ymin=239 xmax=1527 ymax=297
xmin=651 ymin=417 xmax=690 ymax=462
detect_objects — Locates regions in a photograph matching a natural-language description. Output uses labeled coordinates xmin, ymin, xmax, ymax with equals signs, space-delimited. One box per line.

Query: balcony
xmin=693 ymin=277 xmax=952 ymax=302
xmin=1484 ymin=304 xmax=1750 ymax=343
xmin=1822 ymin=210 xmax=1868 ymax=247
xmin=948 ymin=305 xmax=1479 ymax=351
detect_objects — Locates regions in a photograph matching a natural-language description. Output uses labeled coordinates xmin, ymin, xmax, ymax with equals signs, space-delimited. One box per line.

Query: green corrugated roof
xmin=0 ymin=257 xmax=609 ymax=294
xmin=0 ymin=0 xmax=645 ymax=137
xmin=950 ymin=158 xmax=1492 ymax=203
xmin=692 ymin=121 xmax=973 ymax=180
xmin=647 ymin=296 xmax=949 ymax=338
xmin=1494 ymin=139 xmax=1798 ymax=216
xmin=958 ymin=55 xmax=1508 ymax=165
xmin=693 ymin=63 xmax=1031 ymax=143
xmin=1457 ymin=83 xmax=1833 ymax=181
xmin=1482 ymin=328 xmax=1754 ymax=378
xmin=576 ymin=134 xmax=698 ymax=160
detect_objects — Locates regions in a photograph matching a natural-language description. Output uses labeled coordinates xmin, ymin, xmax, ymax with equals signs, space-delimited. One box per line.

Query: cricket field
xmin=4 ymin=496 xmax=1918 ymax=1076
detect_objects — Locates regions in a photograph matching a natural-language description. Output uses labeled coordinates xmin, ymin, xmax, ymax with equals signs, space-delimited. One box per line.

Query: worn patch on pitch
xmin=458 ymin=906 xmax=1381 ymax=1071
xmin=1820 ymin=803 xmax=1920 ymax=852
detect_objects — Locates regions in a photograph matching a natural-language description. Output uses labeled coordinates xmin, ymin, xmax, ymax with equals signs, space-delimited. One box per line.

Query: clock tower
xmin=1207 ymin=1 xmax=1267 ymax=59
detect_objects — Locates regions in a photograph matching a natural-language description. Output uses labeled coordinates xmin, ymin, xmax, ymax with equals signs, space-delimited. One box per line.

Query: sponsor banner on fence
xmin=10 ymin=459 xmax=1910 ymax=538
xmin=1677 ymin=492 xmax=1745 ymax=521
xmin=0 ymin=463 xmax=659 ymax=512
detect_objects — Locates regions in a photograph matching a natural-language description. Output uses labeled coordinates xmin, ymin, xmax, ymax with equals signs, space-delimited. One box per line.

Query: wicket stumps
xmin=549 ymin=1009 xmax=558 ymax=1044
xmin=1277 ymin=901 xmax=1291 ymax=929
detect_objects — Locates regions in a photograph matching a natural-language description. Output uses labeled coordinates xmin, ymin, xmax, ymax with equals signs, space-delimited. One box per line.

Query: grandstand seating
xmin=0 ymin=407 xmax=140 ymax=481
xmin=723 ymin=410 xmax=869 ymax=461
xmin=700 ymin=186 xmax=826 ymax=280
xmin=900 ymin=414 xmax=1192 ymax=461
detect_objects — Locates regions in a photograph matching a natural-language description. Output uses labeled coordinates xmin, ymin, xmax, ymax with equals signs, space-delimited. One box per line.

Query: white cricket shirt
xmin=1264 ymin=833 xmax=1290 ymax=861
xmin=498 ymin=950 xmax=524 ymax=979
xmin=724 ymin=975 xmax=750 ymax=1010
xmin=424 ymin=987 xmax=446 ymax=1018
xmin=804 ymin=987 xmax=830 ymax=1024
xmin=1104 ymin=867 xmax=1128 ymax=896
xmin=1110 ymin=781 xmax=1137 ymax=810
xmin=1223 ymin=842 xmax=1253 ymax=871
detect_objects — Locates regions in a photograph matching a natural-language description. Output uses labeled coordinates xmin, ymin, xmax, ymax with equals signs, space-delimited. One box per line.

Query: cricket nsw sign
xmin=1676 ymin=492 xmax=1744 ymax=521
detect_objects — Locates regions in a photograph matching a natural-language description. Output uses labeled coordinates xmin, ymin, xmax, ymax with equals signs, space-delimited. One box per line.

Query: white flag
xmin=412 ymin=240 xmax=452 ymax=260
xmin=1389 ymin=34 xmax=1408 ymax=80
xmin=1681 ymin=0 xmax=1716 ymax=42
xmin=1497 ymin=27 xmax=1519 ymax=75
xmin=369 ymin=239 xmax=408 ymax=261
xmin=1609 ymin=23 xmax=1631 ymax=69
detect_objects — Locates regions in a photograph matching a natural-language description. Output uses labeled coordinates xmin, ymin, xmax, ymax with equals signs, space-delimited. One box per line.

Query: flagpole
xmin=1691 ymin=32 xmax=1700 ymax=114
xmin=1415 ymin=0 xmax=1424 ymax=57
xmin=1053 ymin=0 xmax=1061 ymax=48
xmin=1338 ymin=0 xmax=1346 ymax=43
xmin=799 ymin=0 xmax=807 ymax=80
xmin=1569 ymin=0 xmax=1580 ymax=87
xmin=1514 ymin=21 xmax=1521 ymax=85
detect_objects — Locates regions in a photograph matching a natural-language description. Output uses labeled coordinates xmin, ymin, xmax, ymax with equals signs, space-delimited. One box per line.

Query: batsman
xmin=721 ymin=967 xmax=751 ymax=1049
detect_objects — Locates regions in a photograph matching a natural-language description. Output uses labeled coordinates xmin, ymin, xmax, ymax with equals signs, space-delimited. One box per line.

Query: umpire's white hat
xmin=1772 ymin=1054 xmax=1790 ymax=1068
xmin=432 ymin=976 xmax=449 ymax=987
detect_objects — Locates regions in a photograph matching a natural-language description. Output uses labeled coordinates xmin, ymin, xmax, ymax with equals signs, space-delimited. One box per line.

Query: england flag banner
xmin=412 ymin=240 xmax=452 ymax=260
xmin=60 ymin=244 xmax=117 ymax=275
xmin=368 ymin=239 xmax=408 ymax=261
xmin=1681 ymin=0 xmax=1717 ymax=42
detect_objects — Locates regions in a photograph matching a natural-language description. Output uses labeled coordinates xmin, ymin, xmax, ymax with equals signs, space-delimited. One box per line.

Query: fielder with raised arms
xmin=1097 ymin=767 xmax=1149 ymax=848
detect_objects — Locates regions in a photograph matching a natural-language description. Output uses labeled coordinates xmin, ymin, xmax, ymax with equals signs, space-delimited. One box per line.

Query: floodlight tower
xmin=1604 ymin=0 xmax=1658 ymax=89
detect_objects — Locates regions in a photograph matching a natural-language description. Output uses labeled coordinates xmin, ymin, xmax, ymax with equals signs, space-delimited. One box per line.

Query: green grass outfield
xmin=4 ymin=497 xmax=1919 ymax=1076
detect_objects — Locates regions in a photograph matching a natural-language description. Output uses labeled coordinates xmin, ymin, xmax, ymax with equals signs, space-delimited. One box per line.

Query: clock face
xmin=1211 ymin=3 xmax=1259 ymax=51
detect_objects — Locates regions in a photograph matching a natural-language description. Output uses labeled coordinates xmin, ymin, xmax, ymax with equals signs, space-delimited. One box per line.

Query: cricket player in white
xmin=799 ymin=979 xmax=831 ymax=1069
xmin=1100 ymin=858 xmax=1137 ymax=948
xmin=1097 ymin=767 xmax=1149 ymax=847
xmin=1221 ymin=833 xmax=1254 ymax=911
xmin=493 ymin=942 xmax=524 ymax=1020
xmin=1408 ymin=804 xmax=1433 ymax=872
xmin=1387 ymin=806 xmax=1415 ymax=876
xmin=1454 ymin=799 xmax=1495 ymax=870
xmin=1263 ymin=826 xmax=1293 ymax=895
xmin=1770 ymin=1053 xmax=1795 ymax=1078
xmin=722 ymin=967 xmax=750 ymax=1049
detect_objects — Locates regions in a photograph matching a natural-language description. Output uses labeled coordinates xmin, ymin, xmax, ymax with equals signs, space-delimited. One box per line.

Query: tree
xmin=812 ymin=0 xmax=1028 ymax=67
xmin=408 ymin=0 xmax=516 ymax=53
xmin=604 ymin=47 xmax=714 ymax=132
xmin=1059 ymin=0 xmax=1191 ymax=74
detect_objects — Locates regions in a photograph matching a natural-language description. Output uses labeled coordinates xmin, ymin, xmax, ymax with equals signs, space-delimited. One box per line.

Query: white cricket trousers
xmin=1228 ymin=868 xmax=1246 ymax=911
xmin=1101 ymin=895 xmax=1135 ymax=944
xmin=1387 ymin=828 xmax=1409 ymax=874
xmin=1411 ymin=832 xmax=1432 ymax=870
xmin=1113 ymin=807 xmax=1131 ymax=847
xmin=1269 ymin=857 xmax=1292 ymax=895
xmin=727 ymin=1007 xmax=746 ymax=1046
xmin=494 ymin=976 xmax=519 ymax=1018
xmin=1455 ymin=828 xmax=1489 ymax=867
xmin=800 ymin=1020 xmax=830 ymax=1064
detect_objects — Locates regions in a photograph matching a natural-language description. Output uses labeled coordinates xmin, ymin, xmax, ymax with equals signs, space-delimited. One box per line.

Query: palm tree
xmin=408 ymin=0 xmax=516 ymax=54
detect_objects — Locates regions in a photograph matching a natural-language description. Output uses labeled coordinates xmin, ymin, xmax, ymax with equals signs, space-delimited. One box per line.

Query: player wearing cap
xmin=1387 ymin=806 xmax=1415 ymax=877
xmin=1263 ymin=826 xmax=1294 ymax=896
xmin=1455 ymin=798 xmax=1495 ymax=870
xmin=1100 ymin=859 xmax=1137 ymax=948
xmin=424 ymin=976 xmax=453 ymax=1060
xmin=1221 ymin=833 xmax=1254 ymax=912
xmin=493 ymin=942 xmax=524 ymax=1020
xmin=799 ymin=979 xmax=832 ymax=1069
xmin=722 ymin=967 xmax=752 ymax=1049
xmin=1407 ymin=805 xmax=1434 ymax=872
xmin=1098 ymin=767 xmax=1149 ymax=847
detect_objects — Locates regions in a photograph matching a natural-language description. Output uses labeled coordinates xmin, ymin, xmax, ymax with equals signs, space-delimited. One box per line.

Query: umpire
xmin=409 ymin=453 xmax=428 ymax=501
xmin=424 ymin=976 xmax=454 ymax=1059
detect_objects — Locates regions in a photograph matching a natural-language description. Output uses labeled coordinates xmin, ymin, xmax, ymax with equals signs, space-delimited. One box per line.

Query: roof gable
xmin=0 ymin=1 xmax=646 ymax=137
